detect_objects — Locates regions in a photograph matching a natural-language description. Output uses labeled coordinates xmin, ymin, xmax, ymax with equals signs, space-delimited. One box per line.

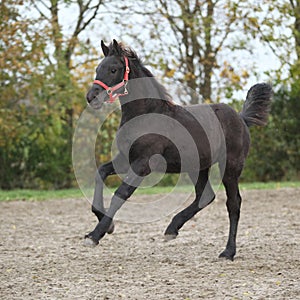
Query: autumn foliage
xmin=1 ymin=0 xmax=300 ymax=189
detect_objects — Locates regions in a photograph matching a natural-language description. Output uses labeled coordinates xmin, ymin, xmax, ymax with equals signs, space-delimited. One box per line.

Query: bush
xmin=241 ymin=85 xmax=300 ymax=182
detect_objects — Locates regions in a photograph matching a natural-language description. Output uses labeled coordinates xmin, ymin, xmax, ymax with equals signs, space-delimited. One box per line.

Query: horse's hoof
xmin=164 ymin=234 xmax=177 ymax=242
xmin=219 ymin=250 xmax=235 ymax=261
xmin=83 ymin=236 xmax=98 ymax=247
xmin=107 ymin=221 xmax=115 ymax=234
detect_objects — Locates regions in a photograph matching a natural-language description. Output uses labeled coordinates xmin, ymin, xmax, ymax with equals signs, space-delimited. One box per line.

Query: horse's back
xmin=184 ymin=103 xmax=250 ymax=165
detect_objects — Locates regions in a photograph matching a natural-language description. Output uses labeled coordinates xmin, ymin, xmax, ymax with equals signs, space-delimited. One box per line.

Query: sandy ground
xmin=0 ymin=188 xmax=299 ymax=299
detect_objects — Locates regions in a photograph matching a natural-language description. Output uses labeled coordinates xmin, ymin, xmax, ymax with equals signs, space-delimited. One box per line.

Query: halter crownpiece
xmin=93 ymin=56 xmax=130 ymax=103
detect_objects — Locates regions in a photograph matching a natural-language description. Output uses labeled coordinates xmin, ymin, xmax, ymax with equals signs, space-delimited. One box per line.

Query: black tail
xmin=240 ymin=83 xmax=273 ymax=127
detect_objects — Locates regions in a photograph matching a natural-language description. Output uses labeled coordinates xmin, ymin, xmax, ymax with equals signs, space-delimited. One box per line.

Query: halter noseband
xmin=93 ymin=56 xmax=130 ymax=103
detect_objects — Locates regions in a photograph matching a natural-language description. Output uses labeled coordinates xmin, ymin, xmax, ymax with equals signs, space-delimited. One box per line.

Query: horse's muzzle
xmin=86 ymin=87 xmax=106 ymax=109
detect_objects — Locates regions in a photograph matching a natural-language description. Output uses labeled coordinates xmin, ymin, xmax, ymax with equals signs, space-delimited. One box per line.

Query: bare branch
xmin=65 ymin=0 xmax=103 ymax=68
xmin=212 ymin=13 xmax=237 ymax=56
xmin=78 ymin=1 xmax=103 ymax=33
xmin=30 ymin=0 xmax=50 ymax=21
xmin=257 ymin=26 xmax=292 ymax=67
xmin=39 ymin=0 xmax=50 ymax=10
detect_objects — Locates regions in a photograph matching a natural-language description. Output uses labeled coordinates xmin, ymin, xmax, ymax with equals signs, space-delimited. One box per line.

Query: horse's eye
xmin=111 ymin=69 xmax=117 ymax=74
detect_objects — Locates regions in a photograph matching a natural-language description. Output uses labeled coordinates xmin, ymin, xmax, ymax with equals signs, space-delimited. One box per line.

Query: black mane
xmin=108 ymin=42 xmax=174 ymax=105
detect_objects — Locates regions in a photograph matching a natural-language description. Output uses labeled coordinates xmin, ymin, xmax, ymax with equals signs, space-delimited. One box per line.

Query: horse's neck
xmin=118 ymin=66 xmax=175 ymax=125
xmin=119 ymin=96 xmax=175 ymax=126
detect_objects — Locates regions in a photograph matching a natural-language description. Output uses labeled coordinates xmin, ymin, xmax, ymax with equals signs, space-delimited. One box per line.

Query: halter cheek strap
xmin=93 ymin=56 xmax=130 ymax=103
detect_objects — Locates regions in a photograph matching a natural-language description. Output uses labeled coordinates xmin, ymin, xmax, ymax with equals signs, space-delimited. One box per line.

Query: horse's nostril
xmin=86 ymin=91 xmax=94 ymax=103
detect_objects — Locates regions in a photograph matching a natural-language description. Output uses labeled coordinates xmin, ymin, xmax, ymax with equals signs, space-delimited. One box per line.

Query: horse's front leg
xmin=84 ymin=159 xmax=149 ymax=246
xmin=90 ymin=154 xmax=129 ymax=234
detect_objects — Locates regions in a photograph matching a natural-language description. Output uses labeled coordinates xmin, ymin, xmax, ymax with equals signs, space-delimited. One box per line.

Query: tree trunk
xmin=200 ymin=0 xmax=215 ymax=103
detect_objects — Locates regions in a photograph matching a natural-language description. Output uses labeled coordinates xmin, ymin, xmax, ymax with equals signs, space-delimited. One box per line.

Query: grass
xmin=0 ymin=189 xmax=84 ymax=202
xmin=239 ymin=181 xmax=300 ymax=190
xmin=0 ymin=181 xmax=299 ymax=202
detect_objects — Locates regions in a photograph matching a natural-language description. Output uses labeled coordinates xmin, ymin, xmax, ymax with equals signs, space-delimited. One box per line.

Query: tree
xmin=123 ymin=0 xmax=252 ymax=104
xmin=242 ymin=85 xmax=300 ymax=182
xmin=0 ymin=0 xmax=106 ymax=188
xmin=0 ymin=0 xmax=46 ymax=188
xmin=241 ymin=0 xmax=300 ymax=182
xmin=28 ymin=0 xmax=105 ymax=136
xmin=242 ymin=0 xmax=300 ymax=83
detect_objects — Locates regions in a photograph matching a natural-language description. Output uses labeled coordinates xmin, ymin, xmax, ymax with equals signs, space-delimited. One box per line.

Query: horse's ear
xmin=101 ymin=40 xmax=109 ymax=57
xmin=112 ymin=39 xmax=122 ymax=56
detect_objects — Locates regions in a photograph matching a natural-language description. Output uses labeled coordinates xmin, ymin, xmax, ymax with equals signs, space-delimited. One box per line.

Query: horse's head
xmin=86 ymin=39 xmax=130 ymax=109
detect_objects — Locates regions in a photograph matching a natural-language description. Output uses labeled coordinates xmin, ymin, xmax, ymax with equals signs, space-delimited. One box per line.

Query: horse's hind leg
xmin=219 ymin=172 xmax=242 ymax=261
xmin=164 ymin=168 xmax=215 ymax=240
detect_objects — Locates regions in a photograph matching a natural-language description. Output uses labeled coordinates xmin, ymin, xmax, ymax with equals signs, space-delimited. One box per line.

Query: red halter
xmin=93 ymin=56 xmax=130 ymax=103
